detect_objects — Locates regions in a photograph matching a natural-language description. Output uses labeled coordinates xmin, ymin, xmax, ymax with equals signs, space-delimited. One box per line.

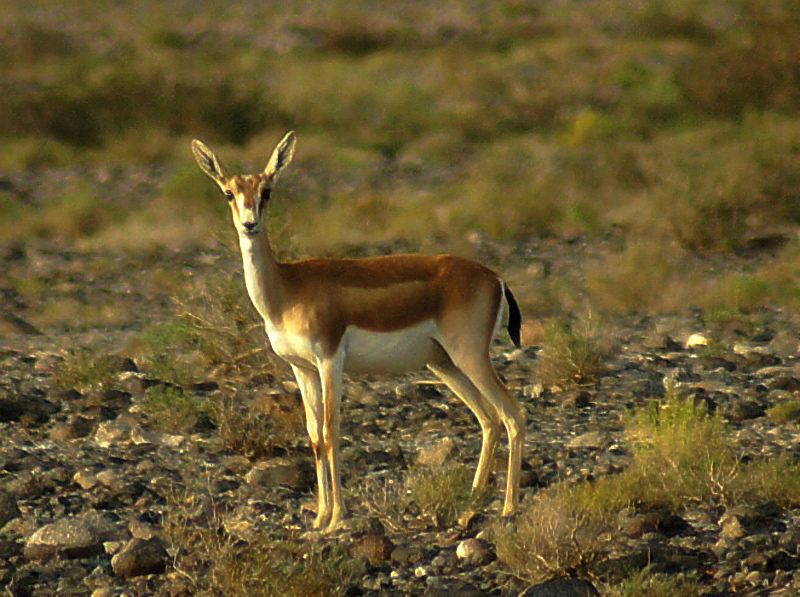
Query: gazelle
xmin=192 ymin=132 xmax=526 ymax=531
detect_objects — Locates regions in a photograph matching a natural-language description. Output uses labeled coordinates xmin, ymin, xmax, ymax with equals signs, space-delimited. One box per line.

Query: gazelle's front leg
xmin=317 ymin=354 xmax=346 ymax=530
xmin=290 ymin=364 xmax=332 ymax=529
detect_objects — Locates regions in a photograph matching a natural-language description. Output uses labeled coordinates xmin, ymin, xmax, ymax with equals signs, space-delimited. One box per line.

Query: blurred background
xmin=1 ymin=0 xmax=800 ymax=326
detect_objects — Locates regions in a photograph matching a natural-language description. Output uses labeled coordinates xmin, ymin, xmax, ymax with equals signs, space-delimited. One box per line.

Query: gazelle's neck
xmin=238 ymin=231 xmax=283 ymax=323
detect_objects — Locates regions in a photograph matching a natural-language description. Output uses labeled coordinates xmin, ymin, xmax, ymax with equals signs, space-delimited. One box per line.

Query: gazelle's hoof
xmin=322 ymin=516 xmax=350 ymax=534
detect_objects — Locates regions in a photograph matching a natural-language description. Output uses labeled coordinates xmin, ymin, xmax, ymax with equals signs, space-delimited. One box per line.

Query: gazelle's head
xmin=191 ymin=131 xmax=296 ymax=238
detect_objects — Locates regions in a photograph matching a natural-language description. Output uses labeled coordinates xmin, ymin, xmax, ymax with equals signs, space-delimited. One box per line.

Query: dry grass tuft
xmin=405 ymin=462 xmax=477 ymax=528
xmin=162 ymin=480 xmax=360 ymax=597
xmin=493 ymin=485 xmax=616 ymax=582
xmin=212 ymin=392 xmax=303 ymax=459
xmin=535 ymin=313 xmax=613 ymax=387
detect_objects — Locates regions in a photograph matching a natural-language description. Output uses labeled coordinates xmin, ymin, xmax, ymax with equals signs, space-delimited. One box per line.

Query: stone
xmin=95 ymin=469 xmax=125 ymax=491
xmin=561 ymin=390 xmax=592 ymax=408
xmin=391 ymin=545 xmax=423 ymax=565
xmin=455 ymin=538 xmax=494 ymax=566
xmin=24 ymin=510 xmax=122 ymax=561
xmin=73 ymin=470 xmax=99 ymax=490
xmin=767 ymin=330 xmax=800 ymax=356
xmin=94 ymin=420 xmax=134 ymax=448
xmin=349 ymin=533 xmax=395 ymax=565
xmin=567 ymin=431 xmax=606 ymax=450
xmin=111 ymin=537 xmax=169 ymax=577
xmin=722 ymin=400 xmax=765 ymax=421
xmin=0 ymin=398 xmax=26 ymax=423
xmin=50 ymin=415 xmax=95 ymax=441
xmin=686 ymin=333 xmax=709 ymax=348
xmin=623 ymin=509 xmax=689 ymax=538
xmin=129 ymin=518 xmax=159 ymax=540
xmin=416 ymin=437 xmax=457 ymax=467
xmin=518 ymin=577 xmax=600 ymax=597
xmin=719 ymin=515 xmax=746 ymax=541
xmin=245 ymin=458 xmax=313 ymax=490
xmin=423 ymin=579 xmax=484 ymax=597
xmin=0 ymin=490 xmax=20 ymax=527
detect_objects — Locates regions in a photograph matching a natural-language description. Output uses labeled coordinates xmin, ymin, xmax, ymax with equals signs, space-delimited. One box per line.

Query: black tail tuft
xmin=504 ymin=285 xmax=522 ymax=348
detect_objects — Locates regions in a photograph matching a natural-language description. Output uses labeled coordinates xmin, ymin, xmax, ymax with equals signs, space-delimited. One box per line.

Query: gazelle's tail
xmin=503 ymin=284 xmax=521 ymax=348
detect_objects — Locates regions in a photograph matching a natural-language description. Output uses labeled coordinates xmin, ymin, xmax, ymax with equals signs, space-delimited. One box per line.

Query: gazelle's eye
xmin=259 ymin=187 xmax=271 ymax=203
xmin=224 ymin=190 xmax=234 ymax=202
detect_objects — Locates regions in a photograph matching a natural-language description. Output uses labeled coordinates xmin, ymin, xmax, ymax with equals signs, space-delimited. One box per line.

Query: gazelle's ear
xmin=264 ymin=131 xmax=296 ymax=182
xmin=192 ymin=139 xmax=229 ymax=186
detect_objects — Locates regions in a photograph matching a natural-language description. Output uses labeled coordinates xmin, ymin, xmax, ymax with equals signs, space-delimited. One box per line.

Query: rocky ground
xmin=3 ymin=176 xmax=800 ymax=596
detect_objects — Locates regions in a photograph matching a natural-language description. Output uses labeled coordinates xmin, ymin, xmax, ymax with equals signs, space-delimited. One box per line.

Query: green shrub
xmin=51 ymin=350 xmax=122 ymax=392
xmin=536 ymin=314 xmax=611 ymax=387
xmin=607 ymin=568 xmax=702 ymax=597
xmin=140 ymin=385 xmax=207 ymax=435
xmin=405 ymin=462 xmax=477 ymax=528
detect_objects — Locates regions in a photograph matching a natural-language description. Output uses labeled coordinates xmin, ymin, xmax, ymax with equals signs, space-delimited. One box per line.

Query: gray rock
xmin=391 ymin=545 xmax=424 ymax=565
xmin=0 ymin=490 xmax=20 ymax=527
xmin=111 ymin=537 xmax=169 ymax=577
xmin=455 ymin=537 xmax=494 ymax=566
xmin=416 ymin=436 xmax=457 ymax=467
xmin=722 ymin=399 xmax=766 ymax=421
xmin=349 ymin=533 xmax=395 ymax=565
xmin=423 ymin=578 xmax=484 ymax=597
xmin=623 ymin=509 xmax=689 ymax=538
xmin=50 ymin=414 xmax=95 ymax=441
xmin=24 ymin=510 xmax=122 ymax=560
xmin=567 ymin=430 xmax=606 ymax=450
xmin=245 ymin=457 xmax=313 ymax=490
xmin=518 ymin=578 xmax=600 ymax=597
xmin=94 ymin=419 xmax=134 ymax=447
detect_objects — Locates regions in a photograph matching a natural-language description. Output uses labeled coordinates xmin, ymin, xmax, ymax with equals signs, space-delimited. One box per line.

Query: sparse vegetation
xmin=51 ymin=350 xmax=122 ymax=392
xmin=140 ymin=385 xmax=208 ymax=435
xmin=5 ymin=1 xmax=800 ymax=594
xmin=0 ymin=0 xmax=799 ymax=317
xmin=605 ymin=569 xmax=703 ymax=597
xmin=404 ymin=462 xmax=477 ymax=528
xmin=163 ymin=480 xmax=360 ymax=597
xmin=535 ymin=313 xmax=611 ymax=387
xmin=767 ymin=399 xmax=800 ymax=425
xmin=493 ymin=386 xmax=800 ymax=583
xmin=212 ymin=392 xmax=302 ymax=459
xmin=136 ymin=272 xmax=283 ymax=385
xmin=493 ymin=483 xmax=615 ymax=581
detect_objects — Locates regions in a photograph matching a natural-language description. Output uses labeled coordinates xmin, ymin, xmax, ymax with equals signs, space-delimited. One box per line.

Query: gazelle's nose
xmin=242 ymin=221 xmax=258 ymax=232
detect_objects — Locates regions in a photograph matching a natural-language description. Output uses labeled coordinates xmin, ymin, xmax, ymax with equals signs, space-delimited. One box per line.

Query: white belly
xmin=343 ymin=320 xmax=438 ymax=374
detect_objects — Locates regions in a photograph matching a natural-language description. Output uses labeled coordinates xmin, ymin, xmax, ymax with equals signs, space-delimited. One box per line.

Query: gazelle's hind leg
xmin=437 ymin=349 xmax=525 ymax=516
xmin=428 ymin=361 xmax=502 ymax=492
